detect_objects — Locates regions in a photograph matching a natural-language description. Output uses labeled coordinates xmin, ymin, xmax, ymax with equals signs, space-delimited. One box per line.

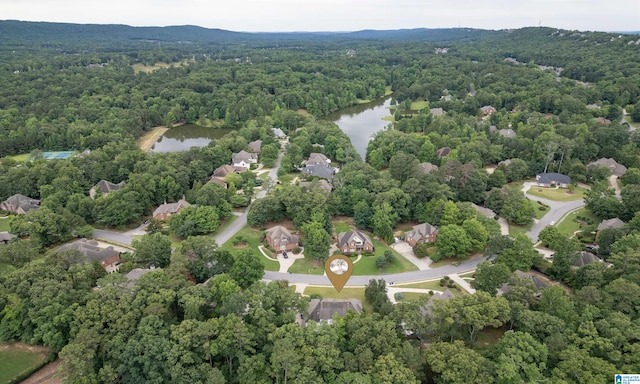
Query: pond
xmin=323 ymin=97 xmax=393 ymax=160
xmin=151 ymin=124 xmax=235 ymax=152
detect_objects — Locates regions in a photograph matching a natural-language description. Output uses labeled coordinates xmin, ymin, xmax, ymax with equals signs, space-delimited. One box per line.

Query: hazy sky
xmin=1 ymin=0 xmax=638 ymax=32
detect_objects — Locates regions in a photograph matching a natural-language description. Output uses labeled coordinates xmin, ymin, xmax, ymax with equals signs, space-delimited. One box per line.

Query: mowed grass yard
xmin=0 ymin=216 xmax=10 ymax=232
xmin=556 ymin=207 xmax=599 ymax=237
xmin=526 ymin=185 xmax=588 ymax=202
xmin=303 ymin=286 xmax=373 ymax=313
xmin=221 ymin=225 xmax=280 ymax=271
xmin=352 ymin=239 xmax=418 ymax=275
xmin=0 ymin=343 xmax=49 ymax=384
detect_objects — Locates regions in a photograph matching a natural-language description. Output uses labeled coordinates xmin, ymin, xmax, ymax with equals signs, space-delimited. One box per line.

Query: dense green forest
xmin=1 ymin=21 xmax=640 ymax=383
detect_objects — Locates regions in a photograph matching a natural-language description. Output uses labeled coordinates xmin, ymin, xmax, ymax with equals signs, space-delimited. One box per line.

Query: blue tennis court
xmin=42 ymin=151 xmax=76 ymax=160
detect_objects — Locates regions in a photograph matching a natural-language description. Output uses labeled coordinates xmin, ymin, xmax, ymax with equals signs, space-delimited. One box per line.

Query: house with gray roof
xmin=153 ymin=196 xmax=191 ymax=221
xmin=471 ymin=203 xmax=497 ymax=219
xmin=212 ymin=164 xmax=246 ymax=178
xmin=298 ymin=179 xmax=333 ymax=193
xmin=248 ymin=140 xmax=262 ymax=153
xmin=498 ymin=270 xmax=551 ymax=297
xmin=574 ymin=251 xmax=602 ymax=268
xmin=306 ymin=298 xmax=363 ymax=324
xmin=597 ymin=218 xmax=625 ymax=232
xmin=430 ymin=107 xmax=445 ymax=116
xmin=89 ymin=180 xmax=125 ymax=199
xmin=337 ymin=230 xmax=374 ymax=255
xmin=302 ymin=153 xmax=335 ymax=181
xmin=480 ymin=105 xmax=497 ymax=115
xmin=0 ymin=232 xmax=16 ymax=245
xmin=56 ymin=238 xmax=122 ymax=272
xmin=208 ymin=176 xmax=228 ymax=189
xmin=420 ymin=290 xmax=456 ymax=316
xmin=271 ymin=128 xmax=287 ymax=139
xmin=436 ymin=147 xmax=451 ymax=159
xmin=536 ymin=173 xmax=571 ymax=188
xmin=304 ymin=153 xmax=331 ymax=166
xmin=406 ymin=223 xmax=438 ymax=246
xmin=265 ymin=225 xmax=300 ymax=254
xmin=588 ymin=158 xmax=627 ymax=177
xmin=232 ymin=150 xmax=258 ymax=169
xmin=498 ymin=128 xmax=517 ymax=138
xmin=418 ymin=162 xmax=439 ymax=174
xmin=0 ymin=194 xmax=40 ymax=214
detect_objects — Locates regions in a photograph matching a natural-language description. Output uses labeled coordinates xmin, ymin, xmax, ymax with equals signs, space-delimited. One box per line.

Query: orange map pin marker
xmin=325 ymin=254 xmax=353 ymax=292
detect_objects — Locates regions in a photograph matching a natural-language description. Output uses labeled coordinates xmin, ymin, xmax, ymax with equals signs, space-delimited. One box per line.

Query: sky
xmin=1 ymin=0 xmax=638 ymax=32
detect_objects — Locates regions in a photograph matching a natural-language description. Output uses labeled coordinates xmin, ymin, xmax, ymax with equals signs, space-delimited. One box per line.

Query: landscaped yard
xmin=352 ymin=238 xmax=418 ymax=275
xmin=0 ymin=217 xmax=10 ymax=232
xmin=395 ymin=292 xmax=430 ymax=302
xmin=556 ymin=207 xmax=599 ymax=237
xmin=333 ymin=219 xmax=354 ymax=234
xmin=5 ymin=153 xmax=30 ymax=163
xmin=221 ymin=225 xmax=279 ymax=271
xmin=288 ymin=255 xmax=325 ymax=275
xmin=529 ymin=199 xmax=550 ymax=220
xmin=509 ymin=223 xmax=532 ymax=237
xmin=0 ymin=343 xmax=49 ymax=384
xmin=303 ymin=286 xmax=372 ymax=313
xmin=526 ymin=185 xmax=587 ymax=202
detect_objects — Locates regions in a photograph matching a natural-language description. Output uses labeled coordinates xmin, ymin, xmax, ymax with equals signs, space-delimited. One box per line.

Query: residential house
xmin=271 ymin=127 xmax=287 ymax=139
xmin=207 ymin=176 xmax=228 ymax=189
xmin=0 ymin=232 xmax=16 ymax=245
xmin=536 ymin=173 xmax=571 ymax=188
xmin=248 ymin=140 xmax=262 ymax=154
xmin=498 ymin=270 xmax=551 ymax=297
xmin=56 ymin=238 xmax=122 ymax=273
xmin=471 ymin=203 xmax=497 ymax=219
xmin=420 ymin=290 xmax=455 ymax=316
xmin=418 ymin=162 xmax=438 ymax=174
xmin=265 ymin=225 xmax=300 ymax=254
xmin=232 ymin=150 xmax=258 ymax=169
xmin=405 ymin=223 xmax=438 ymax=246
xmin=337 ymin=230 xmax=374 ymax=255
xmin=430 ymin=107 xmax=445 ymax=116
xmin=89 ymin=180 xmax=125 ymax=199
xmin=306 ymin=298 xmax=363 ymax=324
xmin=212 ymin=164 xmax=246 ymax=178
xmin=298 ymin=179 xmax=333 ymax=193
xmin=436 ymin=147 xmax=451 ymax=159
xmin=586 ymin=104 xmax=601 ymax=110
xmin=153 ymin=196 xmax=191 ymax=221
xmin=125 ymin=268 xmax=154 ymax=285
xmin=498 ymin=128 xmax=516 ymax=138
xmin=574 ymin=251 xmax=602 ymax=268
xmin=587 ymin=158 xmax=627 ymax=177
xmin=302 ymin=153 xmax=335 ymax=181
xmin=480 ymin=105 xmax=497 ymax=115
xmin=596 ymin=117 xmax=612 ymax=125
xmin=596 ymin=218 xmax=625 ymax=240
xmin=0 ymin=194 xmax=40 ymax=214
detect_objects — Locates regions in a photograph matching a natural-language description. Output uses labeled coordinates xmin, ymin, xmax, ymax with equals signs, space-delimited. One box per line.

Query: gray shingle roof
xmin=56 ymin=239 xmax=119 ymax=263
xmin=307 ymin=298 xmax=363 ymax=322
xmin=597 ymin=218 xmax=625 ymax=231
xmin=587 ymin=158 xmax=627 ymax=177
xmin=407 ymin=223 xmax=438 ymax=240
xmin=0 ymin=194 xmax=40 ymax=214
xmin=536 ymin=173 xmax=571 ymax=185
xmin=265 ymin=226 xmax=299 ymax=248
xmin=153 ymin=197 xmax=191 ymax=217
xmin=337 ymin=231 xmax=373 ymax=249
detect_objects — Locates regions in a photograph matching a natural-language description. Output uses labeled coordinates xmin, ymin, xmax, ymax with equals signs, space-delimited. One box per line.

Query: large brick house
xmin=405 ymin=223 xmax=438 ymax=246
xmin=337 ymin=230 xmax=374 ymax=255
xmin=153 ymin=196 xmax=191 ymax=221
xmin=265 ymin=225 xmax=299 ymax=254
xmin=56 ymin=239 xmax=122 ymax=273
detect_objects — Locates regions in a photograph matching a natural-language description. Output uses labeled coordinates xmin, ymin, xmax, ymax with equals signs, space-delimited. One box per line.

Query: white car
xmin=549 ymin=220 xmax=556 ymax=225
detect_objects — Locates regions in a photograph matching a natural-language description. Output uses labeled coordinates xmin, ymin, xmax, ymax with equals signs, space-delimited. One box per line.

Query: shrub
xmin=439 ymin=279 xmax=446 ymax=286
xmin=429 ymin=290 xmax=434 ymax=296
xmin=414 ymin=243 xmax=430 ymax=258
xmin=395 ymin=292 xmax=404 ymax=300
xmin=292 ymin=246 xmax=301 ymax=254
xmin=309 ymin=293 xmax=323 ymax=300
xmin=375 ymin=256 xmax=387 ymax=269
xmin=233 ymin=235 xmax=248 ymax=246
xmin=444 ymin=275 xmax=450 ymax=281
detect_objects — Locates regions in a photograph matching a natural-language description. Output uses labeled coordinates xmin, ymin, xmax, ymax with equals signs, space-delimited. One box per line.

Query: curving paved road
xmin=521 ymin=182 xmax=585 ymax=243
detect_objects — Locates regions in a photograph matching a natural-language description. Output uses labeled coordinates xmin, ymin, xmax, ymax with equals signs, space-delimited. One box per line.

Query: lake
xmin=151 ymin=124 xmax=234 ymax=152
xmin=323 ymin=97 xmax=393 ymax=160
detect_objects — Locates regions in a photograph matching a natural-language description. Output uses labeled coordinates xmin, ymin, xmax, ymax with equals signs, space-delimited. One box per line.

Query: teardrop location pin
xmin=325 ymin=254 xmax=353 ymax=292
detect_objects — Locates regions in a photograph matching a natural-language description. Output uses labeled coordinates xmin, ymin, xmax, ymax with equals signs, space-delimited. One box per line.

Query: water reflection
xmin=323 ymin=97 xmax=392 ymax=160
xmin=152 ymin=124 xmax=234 ymax=152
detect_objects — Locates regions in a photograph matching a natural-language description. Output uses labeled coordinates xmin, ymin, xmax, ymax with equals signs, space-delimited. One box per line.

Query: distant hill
xmin=0 ymin=20 xmax=501 ymax=50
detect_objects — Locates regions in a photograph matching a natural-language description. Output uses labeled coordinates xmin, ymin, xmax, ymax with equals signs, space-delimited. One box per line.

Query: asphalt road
xmin=93 ymin=161 xmax=588 ymax=285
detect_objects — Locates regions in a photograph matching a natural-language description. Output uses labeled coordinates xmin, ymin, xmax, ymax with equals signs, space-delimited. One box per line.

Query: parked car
xmin=283 ymin=252 xmax=288 ymax=259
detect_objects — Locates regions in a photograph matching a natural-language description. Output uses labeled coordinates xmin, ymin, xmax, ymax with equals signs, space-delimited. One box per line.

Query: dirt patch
xmin=232 ymin=244 xmax=248 ymax=249
xmin=138 ymin=126 xmax=169 ymax=152
xmin=20 ymin=360 xmax=62 ymax=384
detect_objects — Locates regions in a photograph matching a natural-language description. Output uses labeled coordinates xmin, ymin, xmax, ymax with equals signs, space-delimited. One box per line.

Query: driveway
xmin=390 ymin=241 xmax=432 ymax=270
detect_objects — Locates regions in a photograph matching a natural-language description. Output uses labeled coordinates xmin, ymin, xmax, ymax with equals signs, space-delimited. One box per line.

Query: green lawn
xmin=556 ymin=208 xmax=599 ymax=238
xmin=288 ymin=255 xmax=325 ymax=275
xmin=395 ymin=292 xmax=430 ymax=302
xmin=5 ymin=153 xmax=31 ymax=163
xmin=526 ymin=185 xmax=587 ymax=202
xmin=220 ymin=225 xmax=279 ymax=271
xmin=0 ymin=217 xmax=10 ymax=232
xmin=509 ymin=223 xmax=531 ymax=237
xmin=530 ymin=199 xmax=550 ymax=220
xmin=0 ymin=344 xmax=48 ymax=384
xmin=303 ymin=286 xmax=373 ymax=313
xmin=333 ymin=220 xmax=353 ymax=234
xmin=278 ymin=172 xmax=298 ymax=185
xmin=352 ymin=239 xmax=418 ymax=275
xmin=410 ymin=100 xmax=429 ymax=111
